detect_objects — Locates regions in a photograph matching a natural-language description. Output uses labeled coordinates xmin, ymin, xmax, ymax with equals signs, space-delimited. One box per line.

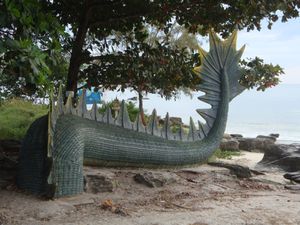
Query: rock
xmin=258 ymin=144 xmax=300 ymax=172
xmin=0 ymin=168 xmax=16 ymax=189
xmin=283 ymin=171 xmax=300 ymax=183
xmin=220 ymin=139 xmax=239 ymax=151
xmin=134 ymin=172 xmax=178 ymax=188
xmin=230 ymin=134 xmax=243 ymax=138
xmin=0 ymin=143 xmax=17 ymax=189
xmin=0 ymin=144 xmax=18 ymax=171
xmin=84 ymin=171 xmax=117 ymax=193
xmin=208 ymin=162 xmax=252 ymax=179
xmin=256 ymin=135 xmax=277 ymax=142
xmin=269 ymin=133 xmax=280 ymax=138
xmin=0 ymin=179 xmax=10 ymax=189
xmin=0 ymin=139 xmax=21 ymax=153
xmin=284 ymin=185 xmax=300 ymax=191
xmin=238 ymin=137 xmax=275 ymax=152
xmin=223 ymin=133 xmax=232 ymax=140
xmin=0 ymin=139 xmax=20 ymax=164
xmin=0 ymin=146 xmax=4 ymax=160
xmin=283 ymin=171 xmax=300 ymax=180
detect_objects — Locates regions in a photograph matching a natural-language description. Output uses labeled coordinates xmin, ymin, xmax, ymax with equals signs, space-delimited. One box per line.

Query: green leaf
xmin=10 ymin=8 xmax=20 ymax=18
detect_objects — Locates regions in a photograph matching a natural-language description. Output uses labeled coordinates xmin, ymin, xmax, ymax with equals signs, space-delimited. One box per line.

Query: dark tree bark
xmin=65 ymin=1 xmax=90 ymax=97
xmin=138 ymin=91 xmax=146 ymax=126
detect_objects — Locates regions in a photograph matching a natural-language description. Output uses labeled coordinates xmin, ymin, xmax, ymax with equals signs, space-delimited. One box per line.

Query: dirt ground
xmin=0 ymin=151 xmax=300 ymax=225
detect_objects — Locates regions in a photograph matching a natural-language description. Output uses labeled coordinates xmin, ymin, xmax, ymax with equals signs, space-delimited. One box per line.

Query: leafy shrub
xmin=0 ymin=99 xmax=47 ymax=140
xmin=98 ymin=100 xmax=144 ymax=122
xmin=208 ymin=149 xmax=241 ymax=162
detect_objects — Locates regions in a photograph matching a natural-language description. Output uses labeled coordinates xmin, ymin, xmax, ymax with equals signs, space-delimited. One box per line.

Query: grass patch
xmin=0 ymin=99 xmax=48 ymax=140
xmin=209 ymin=149 xmax=241 ymax=162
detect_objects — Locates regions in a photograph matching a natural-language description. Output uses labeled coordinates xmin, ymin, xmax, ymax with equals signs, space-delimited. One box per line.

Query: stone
xmin=256 ymin=135 xmax=277 ymax=142
xmin=283 ymin=171 xmax=300 ymax=183
xmin=230 ymin=134 xmax=243 ymax=138
xmin=283 ymin=171 xmax=300 ymax=180
xmin=258 ymin=144 xmax=300 ymax=172
xmin=208 ymin=162 xmax=252 ymax=178
xmin=293 ymin=176 xmax=300 ymax=183
xmin=133 ymin=172 xmax=178 ymax=188
xmin=0 ymin=139 xmax=21 ymax=153
xmin=220 ymin=139 xmax=239 ymax=151
xmin=238 ymin=137 xmax=275 ymax=152
xmin=0 ymin=154 xmax=17 ymax=170
xmin=0 ymin=146 xmax=4 ymax=160
xmin=84 ymin=173 xmax=117 ymax=194
xmin=223 ymin=133 xmax=232 ymax=140
xmin=0 ymin=142 xmax=17 ymax=189
xmin=0 ymin=139 xmax=20 ymax=165
xmin=284 ymin=185 xmax=300 ymax=191
xmin=269 ymin=133 xmax=280 ymax=138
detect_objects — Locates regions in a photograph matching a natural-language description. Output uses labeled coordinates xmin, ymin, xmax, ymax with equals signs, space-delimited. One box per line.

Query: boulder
xmin=0 ymin=143 xmax=17 ymax=189
xmin=0 ymin=139 xmax=20 ymax=164
xmin=269 ymin=133 xmax=280 ymax=138
xmin=238 ymin=137 xmax=275 ymax=152
xmin=223 ymin=133 xmax=232 ymax=140
xmin=0 ymin=139 xmax=21 ymax=153
xmin=230 ymin=134 xmax=243 ymax=138
xmin=258 ymin=144 xmax=300 ymax=172
xmin=134 ymin=172 xmax=178 ymax=188
xmin=256 ymin=135 xmax=277 ymax=142
xmin=283 ymin=171 xmax=300 ymax=183
xmin=220 ymin=139 xmax=239 ymax=151
xmin=84 ymin=171 xmax=117 ymax=193
xmin=285 ymin=185 xmax=300 ymax=191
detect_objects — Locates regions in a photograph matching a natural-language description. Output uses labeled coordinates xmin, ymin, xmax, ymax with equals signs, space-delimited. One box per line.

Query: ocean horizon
xmin=104 ymin=83 xmax=300 ymax=144
xmin=226 ymin=83 xmax=300 ymax=144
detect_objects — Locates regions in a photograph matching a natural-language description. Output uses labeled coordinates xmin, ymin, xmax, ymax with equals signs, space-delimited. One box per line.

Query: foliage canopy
xmin=1 ymin=0 xmax=299 ymax=99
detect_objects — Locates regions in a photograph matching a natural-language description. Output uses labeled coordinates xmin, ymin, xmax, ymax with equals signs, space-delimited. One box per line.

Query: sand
xmin=0 ymin=151 xmax=299 ymax=225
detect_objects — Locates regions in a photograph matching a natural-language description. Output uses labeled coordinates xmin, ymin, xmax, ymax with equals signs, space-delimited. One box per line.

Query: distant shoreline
xmin=225 ymin=132 xmax=300 ymax=145
xmin=275 ymin=139 xmax=300 ymax=145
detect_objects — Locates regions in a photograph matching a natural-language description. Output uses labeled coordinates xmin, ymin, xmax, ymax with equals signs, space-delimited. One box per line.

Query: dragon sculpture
xmin=17 ymin=31 xmax=246 ymax=198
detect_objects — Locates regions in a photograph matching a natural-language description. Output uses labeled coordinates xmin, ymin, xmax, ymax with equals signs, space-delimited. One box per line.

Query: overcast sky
xmin=104 ymin=18 xmax=300 ymax=124
xmin=235 ymin=18 xmax=300 ymax=84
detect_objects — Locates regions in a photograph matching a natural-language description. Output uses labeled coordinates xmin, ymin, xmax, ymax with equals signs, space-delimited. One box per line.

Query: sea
xmin=226 ymin=84 xmax=300 ymax=144
xmin=104 ymin=84 xmax=300 ymax=144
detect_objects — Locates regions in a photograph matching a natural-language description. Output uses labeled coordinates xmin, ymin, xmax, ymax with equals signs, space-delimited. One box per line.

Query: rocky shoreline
xmin=220 ymin=133 xmax=300 ymax=172
xmin=221 ymin=133 xmax=279 ymax=152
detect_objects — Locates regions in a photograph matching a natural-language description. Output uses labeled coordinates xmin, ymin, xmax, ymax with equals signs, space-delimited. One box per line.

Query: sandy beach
xmin=0 ymin=151 xmax=299 ymax=225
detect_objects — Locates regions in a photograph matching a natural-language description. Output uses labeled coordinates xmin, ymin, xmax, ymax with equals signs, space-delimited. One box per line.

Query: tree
xmin=82 ymin=33 xmax=200 ymax=123
xmin=0 ymin=0 xmax=68 ymax=99
xmin=1 ymin=0 xmax=299 ymax=100
xmin=48 ymin=0 xmax=300 ymax=95
xmin=240 ymin=57 xmax=284 ymax=91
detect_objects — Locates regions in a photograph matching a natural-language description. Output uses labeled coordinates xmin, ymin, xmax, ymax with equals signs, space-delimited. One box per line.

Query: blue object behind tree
xmin=78 ymin=88 xmax=102 ymax=104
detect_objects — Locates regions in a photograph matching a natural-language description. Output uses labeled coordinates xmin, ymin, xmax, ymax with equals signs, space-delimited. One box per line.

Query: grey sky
xmin=104 ymin=18 xmax=300 ymax=124
xmin=238 ymin=18 xmax=300 ymax=84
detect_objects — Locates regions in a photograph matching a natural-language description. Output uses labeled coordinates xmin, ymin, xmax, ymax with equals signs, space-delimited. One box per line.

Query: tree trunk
xmin=138 ymin=91 xmax=146 ymax=126
xmin=65 ymin=1 xmax=90 ymax=98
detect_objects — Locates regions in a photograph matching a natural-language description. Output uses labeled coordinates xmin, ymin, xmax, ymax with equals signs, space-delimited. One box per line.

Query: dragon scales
xmin=17 ymin=31 xmax=246 ymax=198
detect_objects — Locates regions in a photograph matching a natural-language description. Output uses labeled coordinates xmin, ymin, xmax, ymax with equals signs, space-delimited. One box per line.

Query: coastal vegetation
xmin=209 ymin=149 xmax=241 ymax=161
xmin=0 ymin=1 xmax=299 ymax=140
xmin=2 ymin=0 xmax=298 ymax=102
xmin=0 ymin=99 xmax=47 ymax=140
